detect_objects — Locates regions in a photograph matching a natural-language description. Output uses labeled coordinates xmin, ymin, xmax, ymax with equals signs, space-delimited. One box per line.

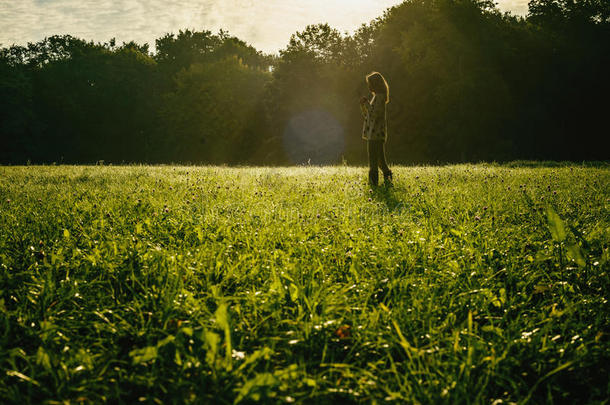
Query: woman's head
xmin=366 ymin=72 xmax=389 ymax=103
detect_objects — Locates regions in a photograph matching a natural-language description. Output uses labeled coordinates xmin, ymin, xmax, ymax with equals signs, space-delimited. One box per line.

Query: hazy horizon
xmin=1 ymin=0 xmax=529 ymax=54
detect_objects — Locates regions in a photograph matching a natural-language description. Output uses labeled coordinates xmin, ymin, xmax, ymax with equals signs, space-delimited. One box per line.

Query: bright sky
xmin=0 ymin=0 xmax=529 ymax=54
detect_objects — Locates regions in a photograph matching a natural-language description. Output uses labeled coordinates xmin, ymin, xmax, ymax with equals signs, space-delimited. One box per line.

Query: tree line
xmin=1 ymin=0 xmax=608 ymax=165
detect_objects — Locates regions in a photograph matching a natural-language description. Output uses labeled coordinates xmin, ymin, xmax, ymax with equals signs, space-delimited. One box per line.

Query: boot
xmin=383 ymin=170 xmax=393 ymax=186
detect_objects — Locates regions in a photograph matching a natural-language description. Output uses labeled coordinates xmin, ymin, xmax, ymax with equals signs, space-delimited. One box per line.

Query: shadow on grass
xmin=370 ymin=184 xmax=409 ymax=212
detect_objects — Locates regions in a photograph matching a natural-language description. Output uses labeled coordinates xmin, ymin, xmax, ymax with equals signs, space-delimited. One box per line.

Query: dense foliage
xmin=0 ymin=165 xmax=608 ymax=403
xmin=1 ymin=0 xmax=609 ymax=164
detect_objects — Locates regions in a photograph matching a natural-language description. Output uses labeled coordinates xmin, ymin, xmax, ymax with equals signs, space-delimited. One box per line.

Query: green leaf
xmin=566 ymin=244 xmax=586 ymax=267
xmin=546 ymin=206 xmax=566 ymax=242
xmin=36 ymin=346 xmax=52 ymax=371
xmin=237 ymin=347 xmax=273 ymax=372
xmin=180 ymin=327 xmax=193 ymax=337
xmin=63 ymin=229 xmax=70 ymax=238
xmin=215 ymin=304 xmax=232 ymax=369
xmin=129 ymin=346 xmax=158 ymax=364
xmin=6 ymin=370 xmax=40 ymax=386
xmin=481 ymin=325 xmax=503 ymax=336
xmin=156 ymin=335 xmax=175 ymax=348
xmin=289 ymin=283 xmax=299 ymax=302
xmin=204 ymin=330 xmax=220 ymax=367
xmin=234 ymin=372 xmax=278 ymax=404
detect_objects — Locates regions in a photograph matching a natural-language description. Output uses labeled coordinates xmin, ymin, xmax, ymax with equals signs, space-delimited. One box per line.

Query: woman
xmin=360 ymin=71 xmax=392 ymax=187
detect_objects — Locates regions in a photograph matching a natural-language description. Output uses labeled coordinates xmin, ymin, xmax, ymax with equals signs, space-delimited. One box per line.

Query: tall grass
xmin=0 ymin=165 xmax=608 ymax=403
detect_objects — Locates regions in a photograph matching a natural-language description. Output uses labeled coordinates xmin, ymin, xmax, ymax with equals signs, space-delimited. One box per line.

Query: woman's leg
xmin=367 ymin=141 xmax=379 ymax=186
xmin=378 ymin=142 xmax=393 ymax=182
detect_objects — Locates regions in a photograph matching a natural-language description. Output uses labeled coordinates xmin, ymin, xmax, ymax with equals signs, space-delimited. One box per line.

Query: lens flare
xmin=283 ymin=109 xmax=345 ymax=165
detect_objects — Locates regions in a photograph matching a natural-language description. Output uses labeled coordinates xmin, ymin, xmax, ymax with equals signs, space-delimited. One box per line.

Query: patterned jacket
xmin=361 ymin=94 xmax=387 ymax=141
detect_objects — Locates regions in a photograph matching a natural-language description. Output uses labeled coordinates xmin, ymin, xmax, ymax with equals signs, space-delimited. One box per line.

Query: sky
xmin=0 ymin=0 xmax=529 ymax=54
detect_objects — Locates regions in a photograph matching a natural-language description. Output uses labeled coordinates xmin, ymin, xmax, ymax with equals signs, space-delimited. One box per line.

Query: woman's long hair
xmin=366 ymin=71 xmax=389 ymax=104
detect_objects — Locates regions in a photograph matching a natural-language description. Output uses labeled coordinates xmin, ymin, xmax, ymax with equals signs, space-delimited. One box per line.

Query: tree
xmin=0 ymin=1 xmax=608 ymax=164
xmin=161 ymin=56 xmax=270 ymax=163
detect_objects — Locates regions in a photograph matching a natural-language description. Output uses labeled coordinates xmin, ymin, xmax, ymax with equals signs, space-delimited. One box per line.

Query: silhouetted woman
xmin=360 ymin=72 xmax=392 ymax=186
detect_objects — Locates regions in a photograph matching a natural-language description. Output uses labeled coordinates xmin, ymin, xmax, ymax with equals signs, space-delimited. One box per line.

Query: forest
xmin=1 ymin=0 xmax=609 ymax=165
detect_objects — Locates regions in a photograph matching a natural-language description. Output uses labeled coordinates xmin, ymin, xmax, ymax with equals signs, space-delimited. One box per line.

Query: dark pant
xmin=367 ymin=140 xmax=392 ymax=186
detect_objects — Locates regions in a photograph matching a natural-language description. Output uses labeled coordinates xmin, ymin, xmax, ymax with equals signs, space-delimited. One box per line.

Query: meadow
xmin=0 ymin=164 xmax=608 ymax=404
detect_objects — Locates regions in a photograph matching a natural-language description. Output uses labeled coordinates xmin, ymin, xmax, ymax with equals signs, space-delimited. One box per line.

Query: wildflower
xmin=231 ymin=350 xmax=245 ymax=360
xmin=335 ymin=325 xmax=351 ymax=339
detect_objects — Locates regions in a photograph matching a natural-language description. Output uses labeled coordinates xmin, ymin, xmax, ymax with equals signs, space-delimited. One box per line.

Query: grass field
xmin=0 ymin=165 xmax=609 ymax=404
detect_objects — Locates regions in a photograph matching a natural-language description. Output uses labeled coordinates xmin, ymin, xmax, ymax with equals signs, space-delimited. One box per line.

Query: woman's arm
xmin=360 ymin=96 xmax=371 ymax=118
xmin=372 ymin=96 xmax=384 ymax=122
